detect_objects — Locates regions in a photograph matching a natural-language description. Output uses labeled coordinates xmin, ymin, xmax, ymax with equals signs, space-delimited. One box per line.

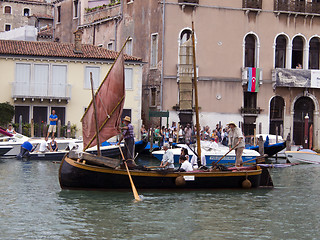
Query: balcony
xmin=242 ymin=0 xmax=262 ymax=10
xmin=178 ymin=0 xmax=199 ymax=3
xmin=12 ymin=82 xmax=71 ymax=101
xmin=274 ymin=0 xmax=320 ymax=15
xmin=240 ymin=107 xmax=262 ymax=116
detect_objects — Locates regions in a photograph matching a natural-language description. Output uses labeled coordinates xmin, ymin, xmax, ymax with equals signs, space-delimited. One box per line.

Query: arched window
xmin=275 ymin=35 xmax=287 ymax=68
xmin=245 ymin=34 xmax=256 ymax=67
xmin=23 ymin=8 xmax=30 ymax=16
xmin=269 ymin=96 xmax=285 ymax=136
xmin=309 ymin=37 xmax=320 ymax=69
xmin=180 ymin=29 xmax=192 ymax=45
xmin=4 ymin=6 xmax=11 ymax=14
xmin=291 ymin=36 xmax=304 ymax=69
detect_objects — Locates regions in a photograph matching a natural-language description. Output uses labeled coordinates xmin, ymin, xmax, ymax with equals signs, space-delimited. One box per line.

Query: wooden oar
xmin=118 ymin=145 xmax=141 ymax=201
xmin=215 ymin=143 xmax=239 ymax=164
xmin=145 ymin=166 xmax=161 ymax=169
xmin=242 ymin=154 xmax=268 ymax=164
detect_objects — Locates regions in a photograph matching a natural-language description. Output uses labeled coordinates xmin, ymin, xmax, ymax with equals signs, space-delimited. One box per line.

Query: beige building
xmin=53 ymin=0 xmax=320 ymax=149
xmin=0 ymin=38 xmax=143 ymax=139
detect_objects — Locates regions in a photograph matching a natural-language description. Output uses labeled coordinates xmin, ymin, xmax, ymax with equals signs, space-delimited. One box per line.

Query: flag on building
xmin=247 ymin=67 xmax=260 ymax=92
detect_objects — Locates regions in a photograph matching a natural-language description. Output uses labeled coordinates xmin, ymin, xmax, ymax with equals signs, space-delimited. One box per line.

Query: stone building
xmin=0 ymin=0 xmax=53 ymax=33
xmin=53 ymin=0 xmax=320 ymax=149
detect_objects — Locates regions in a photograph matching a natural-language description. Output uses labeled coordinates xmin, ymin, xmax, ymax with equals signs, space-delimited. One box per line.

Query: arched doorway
xmin=270 ymin=96 xmax=285 ymax=136
xmin=293 ymin=97 xmax=314 ymax=146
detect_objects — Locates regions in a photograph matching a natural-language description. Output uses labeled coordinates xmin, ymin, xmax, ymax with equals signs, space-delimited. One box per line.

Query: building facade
xmin=0 ymin=0 xmax=53 ymax=33
xmin=0 ymin=38 xmax=143 ymax=139
xmin=53 ymin=0 xmax=320 ymax=149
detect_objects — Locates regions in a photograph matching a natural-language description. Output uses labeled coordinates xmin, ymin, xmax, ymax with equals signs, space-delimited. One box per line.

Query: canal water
xmin=1 ymin=155 xmax=320 ymax=240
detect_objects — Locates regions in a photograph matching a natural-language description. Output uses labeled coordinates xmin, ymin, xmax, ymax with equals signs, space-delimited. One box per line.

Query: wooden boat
xmin=59 ymin=152 xmax=273 ymax=189
xmin=285 ymin=149 xmax=320 ymax=164
xmin=59 ymin=34 xmax=274 ymax=192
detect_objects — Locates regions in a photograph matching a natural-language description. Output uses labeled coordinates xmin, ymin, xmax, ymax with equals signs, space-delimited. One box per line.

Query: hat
xmin=227 ymin=121 xmax=237 ymax=127
xmin=124 ymin=116 xmax=131 ymax=122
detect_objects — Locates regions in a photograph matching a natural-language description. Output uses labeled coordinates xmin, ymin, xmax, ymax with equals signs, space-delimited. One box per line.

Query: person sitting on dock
xmin=49 ymin=136 xmax=58 ymax=152
xmin=160 ymin=142 xmax=174 ymax=171
xmin=178 ymin=155 xmax=193 ymax=172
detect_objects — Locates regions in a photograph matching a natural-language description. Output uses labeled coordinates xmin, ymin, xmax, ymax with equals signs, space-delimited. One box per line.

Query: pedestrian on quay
xmin=47 ymin=110 xmax=58 ymax=138
xmin=227 ymin=121 xmax=245 ymax=167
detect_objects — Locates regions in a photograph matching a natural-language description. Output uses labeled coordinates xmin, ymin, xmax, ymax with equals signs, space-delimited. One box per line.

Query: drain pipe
xmin=160 ymin=0 xmax=166 ymax=111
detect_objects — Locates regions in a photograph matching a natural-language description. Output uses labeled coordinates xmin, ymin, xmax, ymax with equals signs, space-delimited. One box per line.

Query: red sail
xmin=81 ymin=51 xmax=125 ymax=150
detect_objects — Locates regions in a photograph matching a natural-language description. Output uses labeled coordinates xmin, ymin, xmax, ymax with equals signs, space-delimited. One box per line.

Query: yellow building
xmin=0 ymin=38 xmax=143 ymax=139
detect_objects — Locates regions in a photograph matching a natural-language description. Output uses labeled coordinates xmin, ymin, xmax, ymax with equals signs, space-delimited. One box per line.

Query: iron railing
xmin=243 ymin=0 xmax=262 ymax=9
xmin=274 ymin=0 xmax=320 ymax=14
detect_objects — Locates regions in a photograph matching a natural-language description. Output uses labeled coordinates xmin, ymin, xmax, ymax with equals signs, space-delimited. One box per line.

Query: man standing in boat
xmin=227 ymin=121 xmax=245 ymax=167
xmin=118 ymin=116 xmax=135 ymax=160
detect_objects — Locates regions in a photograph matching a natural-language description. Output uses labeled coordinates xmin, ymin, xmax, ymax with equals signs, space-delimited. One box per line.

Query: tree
xmin=0 ymin=102 xmax=14 ymax=126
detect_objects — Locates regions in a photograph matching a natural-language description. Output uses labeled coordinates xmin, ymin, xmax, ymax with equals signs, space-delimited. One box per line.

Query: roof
xmin=31 ymin=13 xmax=54 ymax=19
xmin=0 ymin=39 xmax=142 ymax=62
xmin=38 ymin=26 xmax=53 ymax=38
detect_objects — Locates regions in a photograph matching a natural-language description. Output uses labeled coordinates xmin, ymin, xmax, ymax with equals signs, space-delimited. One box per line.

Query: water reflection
xmin=1 ymin=157 xmax=320 ymax=239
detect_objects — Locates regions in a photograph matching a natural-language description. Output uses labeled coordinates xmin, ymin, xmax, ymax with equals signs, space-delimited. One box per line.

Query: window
xmin=150 ymin=33 xmax=158 ymax=68
xmin=23 ymin=8 xmax=30 ymax=16
xmin=150 ymin=87 xmax=157 ymax=107
xmin=309 ymin=37 xmax=320 ymax=69
xmin=52 ymin=65 xmax=67 ymax=97
xmin=33 ymin=64 xmax=49 ymax=96
xmin=85 ymin=66 xmax=100 ymax=89
xmin=107 ymin=42 xmax=113 ymax=50
xmin=127 ymin=0 xmax=134 ymax=3
xmin=180 ymin=29 xmax=192 ymax=44
xmin=126 ymin=38 xmax=133 ymax=56
xmin=57 ymin=6 xmax=61 ymax=23
xmin=14 ymin=106 xmax=30 ymax=124
xmin=291 ymin=36 xmax=304 ymax=69
xmin=73 ymin=0 xmax=78 ymax=18
xmin=275 ymin=35 xmax=287 ymax=68
xmin=4 ymin=6 xmax=11 ymax=14
xmin=5 ymin=24 xmax=11 ymax=31
xmin=15 ymin=63 xmax=31 ymax=96
xmin=245 ymin=34 xmax=256 ymax=67
xmin=125 ymin=68 xmax=133 ymax=89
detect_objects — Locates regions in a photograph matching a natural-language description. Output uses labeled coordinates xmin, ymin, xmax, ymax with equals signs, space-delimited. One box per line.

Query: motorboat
xmin=285 ymin=149 xmax=320 ymax=164
xmin=0 ymin=145 xmax=13 ymax=156
xmin=152 ymin=141 xmax=260 ymax=166
xmin=0 ymin=131 xmax=82 ymax=157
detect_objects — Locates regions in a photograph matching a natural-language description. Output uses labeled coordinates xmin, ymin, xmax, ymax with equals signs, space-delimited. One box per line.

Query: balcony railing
xmin=274 ymin=0 xmax=320 ymax=14
xmin=243 ymin=0 xmax=262 ymax=9
xmin=240 ymin=107 xmax=262 ymax=115
xmin=178 ymin=0 xmax=199 ymax=5
xmin=12 ymin=82 xmax=71 ymax=100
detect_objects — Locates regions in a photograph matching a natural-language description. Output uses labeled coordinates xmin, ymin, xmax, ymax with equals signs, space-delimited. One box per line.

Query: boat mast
xmin=90 ymin=72 xmax=101 ymax=156
xmin=191 ymin=21 xmax=202 ymax=167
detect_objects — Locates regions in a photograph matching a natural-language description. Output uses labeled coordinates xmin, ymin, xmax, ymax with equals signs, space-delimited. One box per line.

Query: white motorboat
xmin=285 ymin=149 xmax=320 ymax=164
xmin=152 ymin=141 xmax=260 ymax=166
xmin=0 ymin=132 xmax=82 ymax=156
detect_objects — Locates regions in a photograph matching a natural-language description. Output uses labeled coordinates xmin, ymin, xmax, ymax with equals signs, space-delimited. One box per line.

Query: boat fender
xmin=242 ymin=173 xmax=252 ymax=189
xmin=175 ymin=176 xmax=186 ymax=186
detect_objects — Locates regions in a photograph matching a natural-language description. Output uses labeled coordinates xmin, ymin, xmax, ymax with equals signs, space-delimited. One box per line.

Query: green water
xmin=0 ymin=156 xmax=320 ymax=240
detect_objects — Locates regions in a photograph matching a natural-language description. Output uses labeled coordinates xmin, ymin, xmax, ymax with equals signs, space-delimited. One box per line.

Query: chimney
xmin=73 ymin=29 xmax=83 ymax=54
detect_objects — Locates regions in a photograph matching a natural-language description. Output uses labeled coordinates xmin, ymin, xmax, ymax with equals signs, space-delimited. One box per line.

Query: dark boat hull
xmin=247 ymin=142 xmax=286 ymax=157
xmin=59 ymin=156 xmax=271 ymax=190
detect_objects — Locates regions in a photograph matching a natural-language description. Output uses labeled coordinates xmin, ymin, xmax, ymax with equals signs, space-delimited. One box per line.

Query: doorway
xmin=293 ymin=97 xmax=314 ymax=146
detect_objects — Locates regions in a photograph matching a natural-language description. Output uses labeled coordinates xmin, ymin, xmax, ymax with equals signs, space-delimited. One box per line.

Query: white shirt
xmin=162 ymin=149 xmax=174 ymax=169
xmin=181 ymin=161 xmax=193 ymax=172
xmin=39 ymin=140 xmax=48 ymax=152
